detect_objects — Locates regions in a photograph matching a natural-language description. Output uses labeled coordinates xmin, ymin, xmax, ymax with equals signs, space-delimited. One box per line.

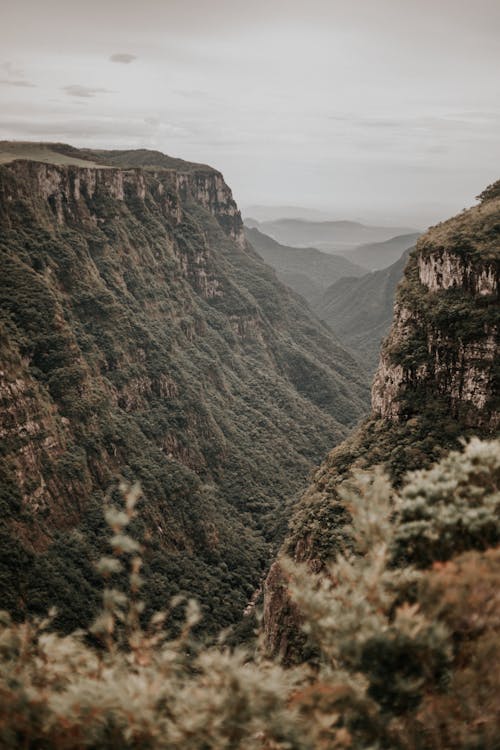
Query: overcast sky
xmin=1 ymin=0 xmax=499 ymax=226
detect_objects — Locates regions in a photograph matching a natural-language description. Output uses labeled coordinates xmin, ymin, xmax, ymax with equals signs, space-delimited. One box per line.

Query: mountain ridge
xmin=244 ymin=225 xmax=365 ymax=305
xmin=313 ymin=249 xmax=413 ymax=373
xmin=255 ymin=216 xmax=419 ymax=252
xmin=343 ymin=232 xmax=421 ymax=270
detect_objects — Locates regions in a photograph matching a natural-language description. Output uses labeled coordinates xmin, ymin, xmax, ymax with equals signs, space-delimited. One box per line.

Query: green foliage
xmin=393 ymin=438 xmax=500 ymax=567
xmin=0 ymin=159 xmax=368 ymax=636
xmin=1 ymin=442 xmax=499 ymax=749
xmin=0 ymin=483 xmax=302 ymax=750
xmin=477 ymin=179 xmax=500 ymax=204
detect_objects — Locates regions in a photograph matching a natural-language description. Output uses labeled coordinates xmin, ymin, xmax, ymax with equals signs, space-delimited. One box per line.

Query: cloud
xmin=0 ymin=79 xmax=36 ymax=88
xmin=0 ymin=114 xmax=190 ymax=141
xmin=63 ymin=85 xmax=113 ymax=98
xmin=0 ymin=61 xmax=35 ymax=87
xmin=110 ymin=53 xmax=136 ymax=64
xmin=2 ymin=61 xmax=24 ymax=77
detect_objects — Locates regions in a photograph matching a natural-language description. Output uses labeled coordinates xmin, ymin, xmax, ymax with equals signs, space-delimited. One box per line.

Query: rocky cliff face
xmin=372 ymin=189 xmax=499 ymax=429
xmin=1 ymin=158 xmax=245 ymax=246
xmin=263 ymin=182 xmax=500 ymax=660
xmin=0 ymin=144 xmax=368 ymax=633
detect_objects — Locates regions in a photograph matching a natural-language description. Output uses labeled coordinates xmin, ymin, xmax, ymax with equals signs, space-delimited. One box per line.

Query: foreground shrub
xmin=0 ymin=440 xmax=499 ymax=749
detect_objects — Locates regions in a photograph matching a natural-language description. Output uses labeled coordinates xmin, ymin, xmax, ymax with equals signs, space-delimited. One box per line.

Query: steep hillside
xmin=314 ymin=249 xmax=412 ymax=373
xmin=257 ymin=217 xmax=417 ymax=253
xmin=343 ymin=232 xmax=420 ymax=270
xmin=0 ymin=143 xmax=369 ymax=635
xmin=263 ymin=182 xmax=499 ymax=660
xmin=244 ymin=226 xmax=365 ymax=304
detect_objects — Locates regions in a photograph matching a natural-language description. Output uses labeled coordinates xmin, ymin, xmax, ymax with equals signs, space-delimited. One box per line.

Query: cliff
xmin=0 ymin=143 xmax=369 ymax=633
xmin=372 ymin=192 xmax=498 ymax=428
xmin=263 ymin=182 xmax=500 ymax=660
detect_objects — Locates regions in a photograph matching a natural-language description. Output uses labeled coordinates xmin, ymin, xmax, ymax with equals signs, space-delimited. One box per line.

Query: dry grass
xmin=0 ymin=141 xmax=105 ymax=167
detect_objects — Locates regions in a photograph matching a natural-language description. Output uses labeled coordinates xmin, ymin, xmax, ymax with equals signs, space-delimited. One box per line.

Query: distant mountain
xmin=243 ymin=205 xmax=334 ymax=222
xmin=243 ymin=217 xmax=261 ymax=229
xmin=245 ymin=226 xmax=365 ymax=305
xmin=314 ymin=249 xmax=412 ymax=373
xmin=257 ymin=218 xmax=419 ymax=252
xmin=343 ymin=232 xmax=421 ymax=270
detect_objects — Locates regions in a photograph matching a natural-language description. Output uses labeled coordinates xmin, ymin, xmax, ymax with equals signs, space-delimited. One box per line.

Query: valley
xmin=1 ymin=0 xmax=499 ymax=744
xmin=0 ymin=141 xmax=498 ymax=750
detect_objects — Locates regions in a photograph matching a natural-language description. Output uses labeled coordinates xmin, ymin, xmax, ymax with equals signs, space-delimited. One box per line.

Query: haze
xmin=1 ymin=0 xmax=499 ymax=226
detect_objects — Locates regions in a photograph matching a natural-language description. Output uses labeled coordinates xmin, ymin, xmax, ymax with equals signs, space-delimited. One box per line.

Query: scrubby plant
xmin=393 ymin=437 xmax=500 ymax=567
xmin=0 ymin=482 xmax=303 ymax=749
xmin=285 ymin=471 xmax=451 ymax=746
xmin=0 ymin=440 xmax=499 ymax=749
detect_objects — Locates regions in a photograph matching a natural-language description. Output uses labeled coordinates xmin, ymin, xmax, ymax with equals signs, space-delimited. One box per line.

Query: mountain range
xmin=344 ymin=232 xmax=421 ymax=270
xmin=244 ymin=226 xmax=365 ymax=304
xmin=245 ymin=225 xmax=419 ymax=375
xmin=251 ymin=217 xmax=419 ymax=254
xmin=313 ymin=249 xmax=413 ymax=372
xmin=0 ymin=141 xmax=499 ymax=747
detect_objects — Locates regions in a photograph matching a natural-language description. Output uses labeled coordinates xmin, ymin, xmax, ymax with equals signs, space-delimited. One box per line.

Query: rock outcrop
xmin=1 ymin=158 xmax=245 ymax=246
xmin=372 ymin=188 xmax=499 ymax=429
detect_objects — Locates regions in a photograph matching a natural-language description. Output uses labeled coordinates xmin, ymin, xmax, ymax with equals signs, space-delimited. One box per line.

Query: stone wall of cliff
xmin=372 ymin=194 xmax=499 ymax=429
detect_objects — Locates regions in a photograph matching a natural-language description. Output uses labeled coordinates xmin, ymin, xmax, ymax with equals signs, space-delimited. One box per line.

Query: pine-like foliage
xmin=1 ymin=440 xmax=499 ymax=749
xmin=394 ymin=437 xmax=500 ymax=567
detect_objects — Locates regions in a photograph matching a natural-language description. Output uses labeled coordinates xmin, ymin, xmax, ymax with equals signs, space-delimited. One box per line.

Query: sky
xmin=1 ymin=0 xmax=499 ymax=227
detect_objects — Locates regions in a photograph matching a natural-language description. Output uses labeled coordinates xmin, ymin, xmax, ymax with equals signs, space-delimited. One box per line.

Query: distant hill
xmin=257 ymin=218 xmax=419 ymax=253
xmin=314 ymin=249 xmax=413 ymax=373
xmin=343 ymin=232 xmax=421 ymax=270
xmin=245 ymin=226 xmax=365 ymax=304
xmin=243 ymin=205 xmax=335 ymax=222
xmin=243 ymin=217 xmax=261 ymax=229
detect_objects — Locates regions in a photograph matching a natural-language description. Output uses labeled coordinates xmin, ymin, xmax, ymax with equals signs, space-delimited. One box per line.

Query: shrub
xmin=0 ymin=441 xmax=499 ymax=749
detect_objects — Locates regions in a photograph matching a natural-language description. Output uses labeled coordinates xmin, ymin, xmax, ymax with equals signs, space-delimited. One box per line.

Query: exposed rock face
xmin=262 ymin=561 xmax=303 ymax=662
xmin=372 ymin=192 xmax=499 ymax=430
xmin=1 ymin=159 xmax=244 ymax=246
xmin=417 ymin=251 xmax=497 ymax=295
xmin=263 ymin=182 xmax=500 ymax=660
xmin=0 ymin=145 xmax=368 ymax=633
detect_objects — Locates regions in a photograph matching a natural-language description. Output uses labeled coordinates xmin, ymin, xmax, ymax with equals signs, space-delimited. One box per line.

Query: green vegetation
xmin=282 ymin=186 xmax=499 ymax=570
xmin=0 ymin=151 xmax=368 ymax=636
xmin=1 ymin=440 xmax=498 ymax=749
xmin=477 ymin=178 xmax=500 ymax=204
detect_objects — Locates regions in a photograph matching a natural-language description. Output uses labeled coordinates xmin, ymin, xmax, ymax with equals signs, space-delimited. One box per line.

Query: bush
xmin=0 ymin=441 xmax=499 ymax=749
